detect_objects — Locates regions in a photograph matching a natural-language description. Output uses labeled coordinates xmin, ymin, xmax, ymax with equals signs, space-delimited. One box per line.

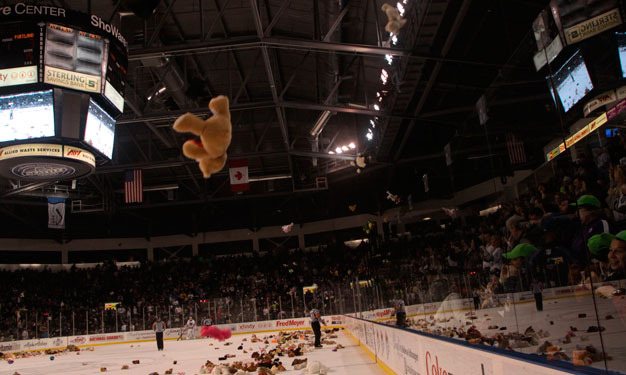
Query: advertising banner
xmin=344 ymin=315 xmax=579 ymax=375
xmin=0 ymin=143 xmax=62 ymax=161
xmin=563 ymin=8 xmax=622 ymax=44
xmin=44 ymin=65 xmax=101 ymax=93
xmin=0 ymin=66 xmax=37 ymax=87
xmin=63 ymin=145 xmax=96 ymax=167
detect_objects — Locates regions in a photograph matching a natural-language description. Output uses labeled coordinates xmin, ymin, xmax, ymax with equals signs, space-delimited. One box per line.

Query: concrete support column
xmin=147 ymin=247 xmax=154 ymax=262
xmin=376 ymin=215 xmax=384 ymax=236
xmin=252 ymin=236 xmax=260 ymax=252
xmin=192 ymin=242 xmax=199 ymax=257
xmin=298 ymin=230 xmax=305 ymax=249
xmin=61 ymin=249 xmax=68 ymax=264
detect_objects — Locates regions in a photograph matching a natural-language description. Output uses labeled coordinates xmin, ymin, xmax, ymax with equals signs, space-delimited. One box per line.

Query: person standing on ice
xmin=152 ymin=316 xmax=166 ymax=351
xmin=393 ymin=299 xmax=407 ymax=327
xmin=185 ymin=316 xmax=196 ymax=340
xmin=309 ymin=308 xmax=326 ymax=348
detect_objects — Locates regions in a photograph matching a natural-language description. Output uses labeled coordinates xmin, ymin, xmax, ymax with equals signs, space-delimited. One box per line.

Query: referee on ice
xmin=309 ymin=308 xmax=326 ymax=348
xmin=152 ymin=316 xmax=166 ymax=351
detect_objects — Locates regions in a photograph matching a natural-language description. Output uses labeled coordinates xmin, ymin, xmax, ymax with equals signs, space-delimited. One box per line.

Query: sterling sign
xmin=564 ymin=8 xmax=623 ymax=44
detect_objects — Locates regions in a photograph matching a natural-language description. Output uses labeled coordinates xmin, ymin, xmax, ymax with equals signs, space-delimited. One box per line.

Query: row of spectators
xmin=1 ymin=136 xmax=626 ymax=341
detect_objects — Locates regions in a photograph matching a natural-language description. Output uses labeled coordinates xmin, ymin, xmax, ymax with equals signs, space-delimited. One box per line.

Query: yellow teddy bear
xmin=172 ymin=95 xmax=232 ymax=178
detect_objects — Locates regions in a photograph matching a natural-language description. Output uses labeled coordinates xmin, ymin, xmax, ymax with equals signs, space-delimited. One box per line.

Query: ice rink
xmin=1 ymin=329 xmax=384 ymax=375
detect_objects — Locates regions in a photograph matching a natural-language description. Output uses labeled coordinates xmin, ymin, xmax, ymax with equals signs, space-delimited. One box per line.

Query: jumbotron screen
xmin=0 ymin=90 xmax=55 ymax=143
xmin=44 ymin=23 xmax=106 ymax=94
xmin=0 ymin=22 xmax=38 ymax=88
xmin=550 ymin=50 xmax=594 ymax=112
xmin=618 ymin=32 xmax=626 ymax=78
xmin=84 ymin=98 xmax=115 ymax=158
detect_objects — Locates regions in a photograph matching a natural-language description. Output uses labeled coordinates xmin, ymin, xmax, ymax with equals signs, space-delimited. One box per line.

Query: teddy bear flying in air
xmin=172 ymin=95 xmax=232 ymax=178
xmin=381 ymin=3 xmax=407 ymax=35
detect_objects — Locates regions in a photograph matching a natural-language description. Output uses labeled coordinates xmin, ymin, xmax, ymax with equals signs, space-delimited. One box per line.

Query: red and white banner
xmin=229 ymin=159 xmax=249 ymax=192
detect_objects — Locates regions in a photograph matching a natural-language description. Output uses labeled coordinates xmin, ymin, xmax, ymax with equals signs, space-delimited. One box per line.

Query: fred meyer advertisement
xmin=44 ymin=66 xmax=100 ymax=93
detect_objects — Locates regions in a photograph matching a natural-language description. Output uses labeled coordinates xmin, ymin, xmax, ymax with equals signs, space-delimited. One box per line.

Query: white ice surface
xmin=1 ymin=330 xmax=384 ymax=375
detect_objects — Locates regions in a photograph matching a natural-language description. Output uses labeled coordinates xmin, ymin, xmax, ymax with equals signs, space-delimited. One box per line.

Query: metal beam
xmin=251 ymin=0 xmax=294 ymax=182
xmin=2 ymin=181 xmax=56 ymax=198
xmin=117 ymin=94 xmax=546 ymax=126
xmin=323 ymin=3 xmax=349 ymax=42
xmin=204 ymin=0 xmax=233 ymax=40
xmin=128 ymin=37 xmax=409 ymax=61
xmin=393 ymin=0 xmax=471 ymax=161
xmin=146 ymin=0 xmax=179 ymax=48
xmin=264 ymin=0 xmax=292 ymax=37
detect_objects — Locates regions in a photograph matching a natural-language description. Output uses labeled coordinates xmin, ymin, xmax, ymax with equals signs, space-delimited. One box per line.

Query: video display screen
xmin=44 ymin=23 xmax=106 ymax=93
xmin=550 ymin=50 xmax=594 ymax=112
xmin=104 ymin=40 xmax=127 ymax=112
xmin=0 ymin=22 xmax=38 ymax=88
xmin=0 ymin=22 xmax=36 ymax=70
xmin=0 ymin=90 xmax=55 ymax=143
xmin=84 ymin=99 xmax=115 ymax=158
xmin=618 ymin=32 xmax=626 ymax=78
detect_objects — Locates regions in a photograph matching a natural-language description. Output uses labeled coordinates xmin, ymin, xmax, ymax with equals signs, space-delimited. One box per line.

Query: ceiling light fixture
xmin=310 ymin=110 xmax=333 ymax=138
xmin=385 ymin=54 xmax=393 ymax=65
xmin=348 ymin=142 xmax=356 ymax=149
xmin=396 ymin=2 xmax=405 ymax=16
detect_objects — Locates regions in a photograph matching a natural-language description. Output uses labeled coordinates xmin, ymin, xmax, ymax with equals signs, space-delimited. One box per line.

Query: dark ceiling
xmin=0 ymin=0 xmax=561 ymax=239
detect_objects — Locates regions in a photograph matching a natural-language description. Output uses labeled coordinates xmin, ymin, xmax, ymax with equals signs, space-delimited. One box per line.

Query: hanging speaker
xmin=123 ymin=0 xmax=161 ymax=19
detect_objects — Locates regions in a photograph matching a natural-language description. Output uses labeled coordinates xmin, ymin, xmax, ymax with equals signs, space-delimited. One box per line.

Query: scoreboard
xmin=0 ymin=3 xmax=128 ymax=180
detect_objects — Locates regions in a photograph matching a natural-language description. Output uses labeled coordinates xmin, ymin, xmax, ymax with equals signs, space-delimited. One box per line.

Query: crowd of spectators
xmin=1 ymin=135 xmax=626 ymax=342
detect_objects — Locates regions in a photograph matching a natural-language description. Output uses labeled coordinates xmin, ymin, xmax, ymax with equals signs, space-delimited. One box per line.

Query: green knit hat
xmin=615 ymin=230 xmax=626 ymax=242
xmin=570 ymin=195 xmax=601 ymax=209
xmin=587 ymin=233 xmax=614 ymax=259
xmin=503 ymin=243 xmax=537 ymax=260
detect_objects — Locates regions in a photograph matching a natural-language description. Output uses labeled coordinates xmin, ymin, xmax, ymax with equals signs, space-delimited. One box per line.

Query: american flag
xmin=124 ymin=169 xmax=143 ymax=204
xmin=506 ymin=133 xmax=526 ymax=165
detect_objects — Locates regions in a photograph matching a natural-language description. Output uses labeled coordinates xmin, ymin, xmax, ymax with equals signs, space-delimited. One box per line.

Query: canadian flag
xmin=229 ymin=159 xmax=249 ymax=192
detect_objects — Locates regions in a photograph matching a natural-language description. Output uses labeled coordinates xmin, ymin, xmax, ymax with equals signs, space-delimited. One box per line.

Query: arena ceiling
xmin=0 ymin=0 xmax=560 ymax=239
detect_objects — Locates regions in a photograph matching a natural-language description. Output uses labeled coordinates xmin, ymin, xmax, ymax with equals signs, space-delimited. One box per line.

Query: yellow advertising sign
xmin=588 ymin=112 xmax=608 ymax=132
xmin=303 ymin=285 xmax=318 ymax=294
xmin=63 ymin=145 xmax=96 ymax=167
xmin=565 ymin=126 xmax=591 ymax=148
xmin=546 ymin=143 xmax=566 ymax=162
xmin=44 ymin=66 xmax=101 ymax=93
xmin=0 ymin=143 xmax=62 ymax=161
xmin=104 ymin=302 xmax=119 ymax=310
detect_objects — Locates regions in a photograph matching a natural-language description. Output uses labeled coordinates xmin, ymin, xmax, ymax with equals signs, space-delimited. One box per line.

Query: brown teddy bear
xmin=381 ymin=3 xmax=407 ymax=35
xmin=172 ymin=95 xmax=232 ymax=178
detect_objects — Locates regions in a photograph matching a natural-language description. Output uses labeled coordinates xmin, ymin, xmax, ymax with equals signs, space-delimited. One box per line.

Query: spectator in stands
xmin=573 ymin=176 xmax=588 ymax=197
xmin=607 ymin=231 xmax=626 ymax=281
xmin=587 ymin=233 xmax=615 ymax=281
xmin=505 ymin=215 xmax=530 ymax=250
xmin=570 ymin=195 xmax=611 ymax=265
xmin=501 ymin=243 xmax=536 ymax=293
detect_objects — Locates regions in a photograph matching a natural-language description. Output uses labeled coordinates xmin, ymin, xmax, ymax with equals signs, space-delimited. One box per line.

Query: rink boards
xmin=343 ymin=315 xmax=613 ymax=375
xmin=0 ymin=315 xmax=345 ymax=353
